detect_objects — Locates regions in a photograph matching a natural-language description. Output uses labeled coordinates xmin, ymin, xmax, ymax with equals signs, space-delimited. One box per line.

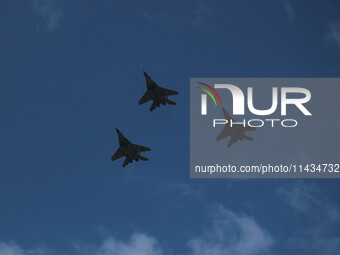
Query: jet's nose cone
xmin=143 ymin=71 xmax=147 ymax=76
xmin=116 ymin=128 xmax=121 ymax=134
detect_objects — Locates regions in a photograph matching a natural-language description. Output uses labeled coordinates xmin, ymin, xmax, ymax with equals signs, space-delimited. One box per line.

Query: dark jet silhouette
xmin=217 ymin=108 xmax=256 ymax=147
xmin=111 ymin=128 xmax=150 ymax=167
xmin=139 ymin=71 xmax=179 ymax=111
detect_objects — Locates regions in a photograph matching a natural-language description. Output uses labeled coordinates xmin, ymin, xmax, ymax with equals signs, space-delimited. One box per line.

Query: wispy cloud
xmin=191 ymin=0 xmax=215 ymax=27
xmin=141 ymin=0 xmax=214 ymax=29
xmin=277 ymin=182 xmax=315 ymax=212
xmin=0 ymin=233 xmax=163 ymax=255
xmin=0 ymin=204 xmax=274 ymax=255
xmin=278 ymin=182 xmax=340 ymax=222
xmin=33 ymin=0 xmax=63 ymax=30
xmin=0 ymin=242 xmax=24 ymax=255
xmin=0 ymin=241 xmax=48 ymax=255
xmin=283 ymin=0 xmax=294 ymax=22
xmin=74 ymin=233 xmax=163 ymax=255
xmin=188 ymin=204 xmax=273 ymax=255
xmin=122 ymin=168 xmax=206 ymax=201
xmin=168 ymin=181 xmax=205 ymax=200
xmin=278 ymin=182 xmax=340 ymax=255
xmin=326 ymin=23 xmax=340 ymax=47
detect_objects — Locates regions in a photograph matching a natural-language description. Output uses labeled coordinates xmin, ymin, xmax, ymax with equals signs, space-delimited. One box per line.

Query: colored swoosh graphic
xmin=197 ymin=82 xmax=223 ymax=106
xmin=199 ymin=88 xmax=217 ymax=106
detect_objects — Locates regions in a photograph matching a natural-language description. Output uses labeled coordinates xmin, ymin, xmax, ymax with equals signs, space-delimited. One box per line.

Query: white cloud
xmin=278 ymin=182 xmax=340 ymax=255
xmin=0 ymin=242 xmax=48 ymax=255
xmin=188 ymin=204 xmax=273 ymax=255
xmin=0 ymin=205 xmax=273 ymax=255
xmin=74 ymin=233 xmax=164 ymax=255
xmin=283 ymin=0 xmax=294 ymax=22
xmin=277 ymin=182 xmax=315 ymax=212
xmin=0 ymin=233 xmax=163 ymax=255
xmin=0 ymin=242 xmax=24 ymax=255
xmin=33 ymin=0 xmax=63 ymax=30
xmin=278 ymin=182 xmax=340 ymax=222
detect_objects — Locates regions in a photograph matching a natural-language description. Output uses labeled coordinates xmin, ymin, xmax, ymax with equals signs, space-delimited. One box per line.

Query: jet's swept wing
xmin=111 ymin=147 xmax=124 ymax=161
xmin=148 ymin=78 xmax=158 ymax=88
xmin=139 ymin=91 xmax=152 ymax=105
xmin=216 ymin=128 xmax=231 ymax=141
xmin=122 ymin=158 xmax=130 ymax=167
xmin=216 ymin=128 xmax=238 ymax=147
xmin=159 ymin=87 xmax=179 ymax=96
xmin=227 ymin=137 xmax=237 ymax=147
xmin=133 ymin=144 xmax=151 ymax=152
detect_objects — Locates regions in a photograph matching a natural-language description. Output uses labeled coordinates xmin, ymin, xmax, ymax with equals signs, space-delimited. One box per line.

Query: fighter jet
xmin=217 ymin=108 xmax=256 ymax=147
xmin=139 ymin=71 xmax=179 ymax=111
xmin=111 ymin=128 xmax=150 ymax=167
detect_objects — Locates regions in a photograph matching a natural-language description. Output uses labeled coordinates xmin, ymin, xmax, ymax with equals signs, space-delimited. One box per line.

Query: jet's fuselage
xmin=122 ymin=144 xmax=140 ymax=161
xmin=147 ymin=83 xmax=167 ymax=106
xmin=153 ymin=87 xmax=166 ymax=105
xmin=117 ymin=131 xmax=139 ymax=161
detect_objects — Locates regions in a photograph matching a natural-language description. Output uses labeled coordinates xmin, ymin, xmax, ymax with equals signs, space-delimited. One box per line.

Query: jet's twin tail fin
xmin=139 ymin=156 xmax=149 ymax=161
xmin=244 ymin=135 xmax=254 ymax=141
xmin=166 ymin=99 xmax=176 ymax=105
xmin=150 ymin=103 xmax=157 ymax=111
xmin=227 ymin=139 xmax=236 ymax=148
xmin=122 ymin=159 xmax=129 ymax=167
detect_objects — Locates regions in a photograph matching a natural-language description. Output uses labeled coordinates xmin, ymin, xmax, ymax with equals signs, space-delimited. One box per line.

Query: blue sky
xmin=1 ymin=0 xmax=340 ymax=254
